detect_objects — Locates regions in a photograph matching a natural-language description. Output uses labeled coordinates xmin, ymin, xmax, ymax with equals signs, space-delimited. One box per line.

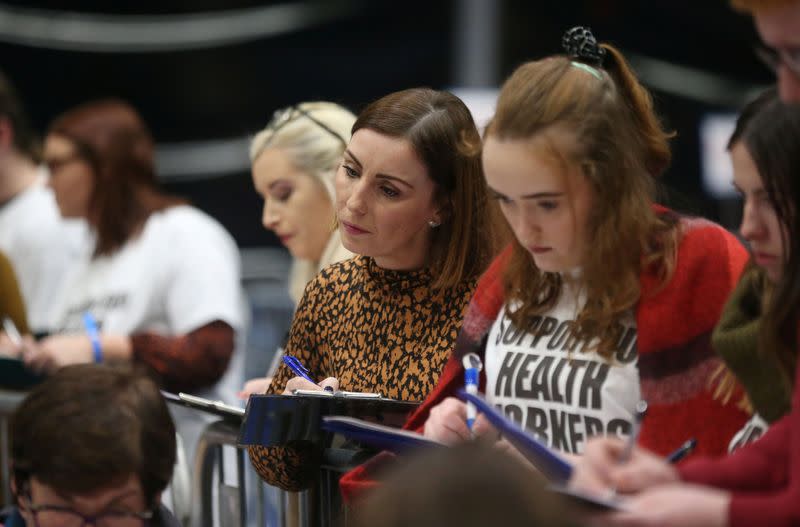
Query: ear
xmin=10 ymin=475 xmax=27 ymax=512
xmin=0 ymin=117 xmax=14 ymax=151
xmin=432 ymin=196 xmax=453 ymax=226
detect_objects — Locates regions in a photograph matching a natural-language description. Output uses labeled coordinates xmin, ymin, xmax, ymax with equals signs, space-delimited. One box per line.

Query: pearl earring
xmin=428 ymin=220 xmax=440 ymax=228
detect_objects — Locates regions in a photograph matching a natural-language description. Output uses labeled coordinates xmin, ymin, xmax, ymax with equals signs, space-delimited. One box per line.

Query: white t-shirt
xmin=48 ymin=205 xmax=244 ymax=338
xmin=47 ymin=205 xmax=248 ymax=463
xmin=0 ymin=172 xmax=88 ymax=331
xmin=485 ymin=279 xmax=640 ymax=455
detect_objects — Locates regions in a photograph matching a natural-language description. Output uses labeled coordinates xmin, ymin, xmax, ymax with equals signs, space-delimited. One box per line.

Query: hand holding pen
xmin=569 ymin=403 xmax=692 ymax=498
xmin=281 ymin=355 xmax=339 ymax=394
xmin=607 ymin=400 xmax=648 ymax=499
xmin=1 ymin=317 xmax=39 ymax=362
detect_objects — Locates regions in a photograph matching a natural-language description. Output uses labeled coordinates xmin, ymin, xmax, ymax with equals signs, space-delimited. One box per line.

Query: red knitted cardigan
xmin=339 ymin=214 xmax=751 ymax=502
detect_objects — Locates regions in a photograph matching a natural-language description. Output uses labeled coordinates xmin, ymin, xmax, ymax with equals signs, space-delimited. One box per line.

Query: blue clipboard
xmin=321 ymin=416 xmax=444 ymax=454
xmin=456 ymin=389 xmax=573 ymax=483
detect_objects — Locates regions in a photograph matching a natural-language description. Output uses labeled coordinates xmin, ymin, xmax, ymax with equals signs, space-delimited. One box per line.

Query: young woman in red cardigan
xmin=339 ymin=27 xmax=750 ymax=499
xmin=567 ymin=90 xmax=800 ymax=526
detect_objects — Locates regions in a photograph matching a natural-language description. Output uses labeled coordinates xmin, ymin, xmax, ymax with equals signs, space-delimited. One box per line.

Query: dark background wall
xmin=0 ymin=0 xmax=771 ymax=247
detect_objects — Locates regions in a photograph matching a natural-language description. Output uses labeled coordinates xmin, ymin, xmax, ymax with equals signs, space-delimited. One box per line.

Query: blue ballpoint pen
xmin=83 ymin=311 xmax=102 ymax=363
xmin=462 ymin=352 xmax=483 ymax=435
xmin=666 ymin=438 xmax=697 ymax=463
xmin=282 ymin=355 xmax=316 ymax=384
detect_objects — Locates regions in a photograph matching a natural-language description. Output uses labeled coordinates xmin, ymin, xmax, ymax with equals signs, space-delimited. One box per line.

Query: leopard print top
xmin=248 ymin=255 xmax=477 ymax=490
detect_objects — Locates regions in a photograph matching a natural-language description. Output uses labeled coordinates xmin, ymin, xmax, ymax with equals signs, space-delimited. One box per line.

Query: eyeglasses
xmin=264 ymin=106 xmax=347 ymax=148
xmin=26 ymin=501 xmax=153 ymax=527
xmin=755 ymin=44 xmax=800 ymax=78
xmin=43 ymin=152 xmax=85 ymax=174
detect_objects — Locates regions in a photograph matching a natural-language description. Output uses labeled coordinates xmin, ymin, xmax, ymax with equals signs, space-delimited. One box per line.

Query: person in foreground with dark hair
xmin=353 ymin=442 xmax=578 ymax=527
xmin=3 ymin=363 xmax=180 ymax=527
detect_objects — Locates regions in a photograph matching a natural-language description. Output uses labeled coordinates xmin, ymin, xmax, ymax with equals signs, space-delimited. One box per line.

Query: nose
xmin=345 ymin=179 xmax=368 ymax=216
xmin=778 ymin=67 xmax=800 ymax=103
xmin=261 ymin=200 xmax=280 ymax=230
xmin=511 ymin=210 xmax=540 ymax=246
xmin=739 ymin=199 xmax=764 ymax=243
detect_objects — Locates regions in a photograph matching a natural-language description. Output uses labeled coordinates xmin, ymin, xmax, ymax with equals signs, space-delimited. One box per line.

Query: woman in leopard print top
xmin=249 ymin=88 xmax=504 ymax=490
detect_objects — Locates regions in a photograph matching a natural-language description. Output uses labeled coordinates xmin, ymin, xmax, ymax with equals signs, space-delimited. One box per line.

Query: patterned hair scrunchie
xmin=562 ymin=26 xmax=606 ymax=67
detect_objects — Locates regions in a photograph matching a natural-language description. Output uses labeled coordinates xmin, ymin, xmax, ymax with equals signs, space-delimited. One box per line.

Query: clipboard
xmin=321 ymin=415 xmax=444 ymax=453
xmin=161 ymin=390 xmax=245 ymax=422
xmin=456 ymin=389 xmax=573 ymax=483
xmin=292 ymin=389 xmax=384 ymax=400
xmin=239 ymin=394 xmax=418 ymax=448
xmin=0 ymin=357 xmax=44 ymax=390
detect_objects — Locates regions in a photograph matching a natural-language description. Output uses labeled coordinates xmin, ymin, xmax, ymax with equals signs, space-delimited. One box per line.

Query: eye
xmin=270 ymin=185 xmax=292 ymax=202
xmin=538 ymin=200 xmax=558 ymax=211
xmin=381 ymin=185 xmax=399 ymax=198
xmin=490 ymin=192 xmax=511 ymax=204
xmin=343 ymin=164 xmax=358 ymax=178
xmin=275 ymin=189 xmax=292 ymax=202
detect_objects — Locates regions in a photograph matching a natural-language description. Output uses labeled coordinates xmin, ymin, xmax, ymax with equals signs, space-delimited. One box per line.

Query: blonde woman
xmin=239 ymin=102 xmax=355 ymax=399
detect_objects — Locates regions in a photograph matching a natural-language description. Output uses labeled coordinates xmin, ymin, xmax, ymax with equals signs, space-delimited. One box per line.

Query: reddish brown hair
xmin=353 ymin=88 xmax=505 ymax=289
xmin=487 ymin=44 xmax=678 ymax=358
xmin=48 ymin=99 xmax=183 ymax=256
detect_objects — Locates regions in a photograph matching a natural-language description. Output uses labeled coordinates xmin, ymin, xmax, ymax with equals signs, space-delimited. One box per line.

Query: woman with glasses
xmin=4 ymin=364 xmax=180 ymax=527
xmin=736 ymin=0 xmax=800 ymax=103
xmin=238 ymin=102 xmax=355 ymax=400
xmin=248 ymin=87 xmax=505 ymax=491
xmin=5 ymin=99 xmax=245 ymax=398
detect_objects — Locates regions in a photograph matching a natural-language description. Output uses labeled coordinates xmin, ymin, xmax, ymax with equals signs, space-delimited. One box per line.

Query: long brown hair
xmin=48 ymin=99 xmax=183 ymax=256
xmin=730 ymin=88 xmax=800 ymax=384
xmin=487 ymin=43 xmax=678 ymax=358
xmin=353 ymin=88 xmax=504 ymax=289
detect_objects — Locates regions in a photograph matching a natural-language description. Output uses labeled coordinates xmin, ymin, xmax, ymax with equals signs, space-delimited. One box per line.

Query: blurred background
xmin=0 ymin=0 xmax=770 ymax=374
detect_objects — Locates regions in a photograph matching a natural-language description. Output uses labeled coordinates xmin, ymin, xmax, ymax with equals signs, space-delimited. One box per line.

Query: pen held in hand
xmin=606 ymin=400 xmax=648 ymax=500
xmin=618 ymin=400 xmax=648 ymax=463
xmin=282 ymin=355 xmax=316 ymax=385
xmin=2 ymin=317 xmax=22 ymax=347
xmin=666 ymin=438 xmax=697 ymax=463
xmin=462 ymin=352 xmax=483 ymax=436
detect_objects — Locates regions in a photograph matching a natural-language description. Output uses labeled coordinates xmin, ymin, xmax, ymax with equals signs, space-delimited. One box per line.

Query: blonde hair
xmin=250 ymin=101 xmax=356 ymax=304
xmin=489 ymin=44 xmax=679 ymax=359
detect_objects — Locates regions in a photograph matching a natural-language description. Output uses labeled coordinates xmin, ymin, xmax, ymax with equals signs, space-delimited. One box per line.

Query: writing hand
xmin=282 ymin=376 xmax=339 ymax=395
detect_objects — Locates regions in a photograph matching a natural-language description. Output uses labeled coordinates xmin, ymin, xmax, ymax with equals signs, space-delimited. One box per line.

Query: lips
xmin=753 ymin=252 xmax=776 ymax=264
xmin=277 ymin=234 xmax=294 ymax=245
xmin=528 ymin=246 xmax=552 ymax=254
xmin=341 ymin=220 xmax=370 ymax=235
